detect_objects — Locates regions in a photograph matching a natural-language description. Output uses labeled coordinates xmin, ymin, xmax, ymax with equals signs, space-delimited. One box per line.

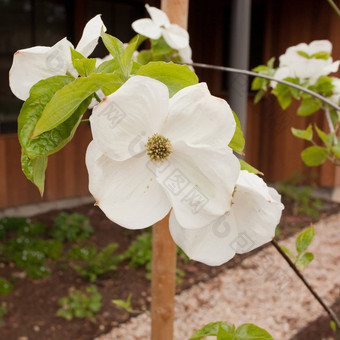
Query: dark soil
xmin=0 ymin=195 xmax=339 ymax=340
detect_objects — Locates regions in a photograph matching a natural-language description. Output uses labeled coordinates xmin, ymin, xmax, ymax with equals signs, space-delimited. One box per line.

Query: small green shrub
xmin=277 ymin=176 xmax=322 ymax=218
xmin=0 ymin=277 xmax=13 ymax=295
xmin=68 ymin=243 xmax=122 ymax=282
xmin=5 ymin=236 xmax=62 ymax=279
xmin=0 ymin=217 xmax=46 ymax=239
xmin=57 ymin=285 xmax=102 ymax=322
xmin=51 ymin=212 xmax=93 ymax=242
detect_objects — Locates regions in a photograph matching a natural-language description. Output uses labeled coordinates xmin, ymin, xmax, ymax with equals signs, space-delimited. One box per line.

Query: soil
xmin=0 ymin=194 xmax=339 ymax=340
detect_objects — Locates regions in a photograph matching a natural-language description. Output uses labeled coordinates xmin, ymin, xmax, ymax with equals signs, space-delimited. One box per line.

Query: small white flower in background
xmin=169 ymin=170 xmax=284 ymax=266
xmin=132 ymin=4 xmax=189 ymax=50
xmin=9 ymin=15 xmax=106 ymax=101
xmin=330 ymin=77 xmax=340 ymax=105
xmin=86 ymin=75 xmax=240 ymax=230
xmin=272 ymin=40 xmax=340 ymax=87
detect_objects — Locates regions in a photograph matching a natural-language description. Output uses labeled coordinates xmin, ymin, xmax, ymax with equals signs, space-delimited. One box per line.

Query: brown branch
xmin=271 ymin=239 xmax=340 ymax=328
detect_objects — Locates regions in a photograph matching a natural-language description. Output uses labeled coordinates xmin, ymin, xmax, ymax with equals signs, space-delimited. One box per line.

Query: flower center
xmin=145 ymin=133 xmax=172 ymax=161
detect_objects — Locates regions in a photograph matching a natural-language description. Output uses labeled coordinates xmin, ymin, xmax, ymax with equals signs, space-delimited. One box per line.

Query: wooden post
xmin=151 ymin=3 xmax=189 ymax=339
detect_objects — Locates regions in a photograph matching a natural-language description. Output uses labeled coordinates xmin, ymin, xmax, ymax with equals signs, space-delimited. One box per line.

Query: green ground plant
xmin=277 ymin=174 xmax=322 ymax=218
xmin=57 ymin=285 xmax=102 ymax=322
xmin=68 ymin=243 xmax=122 ymax=282
xmin=0 ymin=302 xmax=7 ymax=326
xmin=0 ymin=277 xmax=13 ymax=295
xmin=50 ymin=212 xmax=94 ymax=242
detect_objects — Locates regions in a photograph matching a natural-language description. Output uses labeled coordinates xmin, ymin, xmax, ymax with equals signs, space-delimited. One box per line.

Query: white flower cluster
xmin=9 ymin=9 xmax=284 ymax=266
xmin=272 ymin=40 xmax=340 ymax=105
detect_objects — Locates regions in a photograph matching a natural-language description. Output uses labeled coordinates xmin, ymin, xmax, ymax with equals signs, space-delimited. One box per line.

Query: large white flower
xmin=272 ymin=40 xmax=339 ymax=87
xmin=169 ymin=170 xmax=284 ymax=266
xmin=132 ymin=4 xmax=189 ymax=50
xmin=86 ymin=76 xmax=240 ymax=230
xmin=9 ymin=15 xmax=106 ymax=101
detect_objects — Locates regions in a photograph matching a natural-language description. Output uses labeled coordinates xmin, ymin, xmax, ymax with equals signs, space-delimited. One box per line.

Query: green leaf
xmin=329 ymin=108 xmax=339 ymax=127
xmin=331 ymin=143 xmax=340 ymax=159
xmin=239 ymin=159 xmax=264 ymax=175
xmin=330 ymin=321 xmax=337 ymax=332
xmin=101 ymin=30 xmax=134 ymax=80
xmin=279 ymin=245 xmax=295 ymax=260
xmin=297 ymin=50 xmax=310 ymax=58
xmin=291 ymin=125 xmax=313 ymax=141
xmin=95 ymin=59 xmax=116 ymax=73
xmin=296 ymin=252 xmax=314 ymax=270
xmin=70 ymin=48 xmax=96 ymax=77
xmin=297 ymin=97 xmax=322 ymax=116
xmin=296 ymin=225 xmax=315 ymax=255
xmin=21 ymin=152 xmax=48 ymax=195
xmin=314 ymin=75 xmax=334 ymax=96
xmin=234 ymin=323 xmax=274 ymax=340
xmin=112 ymin=293 xmax=134 ymax=313
xmin=229 ymin=111 xmax=245 ymax=155
xmin=312 ymin=51 xmax=330 ymax=60
xmin=301 ymin=146 xmax=329 ymax=166
xmin=251 ymin=77 xmax=264 ymax=91
xmin=0 ymin=277 xmax=13 ymax=295
xmin=315 ymin=125 xmax=334 ymax=147
xmin=32 ymin=73 xmax=122 ymax=137
xmin=137 ymin=50 xmax=152 ymax=65
xmin=189 ymin=322 xmax=233 ymax=340
xmin=136 ymin=61 xmax=198 ymax=97
xmin=18 ymin=77 xmax=92 ymax=160
xmin=254 ymin=89 xmax=265 ymax=103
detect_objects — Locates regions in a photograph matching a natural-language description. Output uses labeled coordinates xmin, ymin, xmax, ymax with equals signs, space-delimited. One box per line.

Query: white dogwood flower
xmin=86 ymin=75 xmax=240 ymax=230
xmin=272 ymin=40 xmax=339 ymax=87
xmin=330 ymin=77 xmax=340 ymax=105
xmin=9 ymin=15 xmax=106 ymax=101
xmin=169 ymin=170 xmax=284 ymax=266
xmin=132 ymin=4 xmax=189 ymax=50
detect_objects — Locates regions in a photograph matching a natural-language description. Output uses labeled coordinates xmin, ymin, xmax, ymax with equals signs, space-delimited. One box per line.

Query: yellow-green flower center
xmin=145 ymin=133 xmax=172 ymax=161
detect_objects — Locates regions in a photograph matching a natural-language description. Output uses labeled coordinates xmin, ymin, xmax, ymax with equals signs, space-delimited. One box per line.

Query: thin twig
xmin=327 ymin=0 xmax=340 ymax=18
xmin=324 ymin=105 xmax=338 ymax=145
xmin=188 ymin=62 xmax=340 ymax=113
xmin=271 ymin=239 xmax=340 ymax=328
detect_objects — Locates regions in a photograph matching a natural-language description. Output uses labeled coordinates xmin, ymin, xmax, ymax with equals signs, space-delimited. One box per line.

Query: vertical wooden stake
xmin=151 ymin=3 xmax=189 ymax=339
xmin=151 ymin=213 xmax=176 ymax=340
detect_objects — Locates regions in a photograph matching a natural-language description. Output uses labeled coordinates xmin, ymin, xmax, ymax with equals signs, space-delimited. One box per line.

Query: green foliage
xmin=272 ymin=77 xmax=301 ymax=110
xmin=31 ymin=73 xmax=121 ymax=138
xmin=0 ymin=277 xmax=13 ymax=295
xmin=70 ymin=48 xmax=96 ymax=77
xmin=5 ymin=236 xmax=62 ymax=279
xmin=280 ymin=225 xmax=315 ymax=270
xmin=0 ymin=216 xmax=46 ymax=238
xmin=297 ymin=95 xmax=322 ymax=116
xmin=189 ymin=321 xmax=273 ymax=340
xmin=251 ymin=57 xmax=276 ymax=103
xmin=239 ymin=159 xmax=264 ymax=175
xmin=57 ymin=285 xmax=102 ymax=322
xmin=277 ymin=176 xmax=322 ymax=218
xmin=136 ymin=61 xmax=198 ymax=97
xmin=228 ymin=111 xmax=245 ymax=155
xmin=113 ymin=293 xmax=136 ymax=313
xmin=0 ymin=302 xmax=7 ymax=326
xmin=68 ymin=243 xmax=122 ymax=282
xmin=301 ymin=146 xmax=329 ymax=166
xmin=51 ymin=212 xmax=93 ymax=242
xmin=291 ymin=125 xmax=313 ymax=141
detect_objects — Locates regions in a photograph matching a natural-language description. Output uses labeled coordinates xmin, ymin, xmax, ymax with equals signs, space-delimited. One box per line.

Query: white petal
xmin=308 ymin=40 xmax=332 ymax=55
xmin=271 ymin=67 xmax=292 ymax=88
xmin=162 ymin=83 xmax=236 ymax=147
xmin=145 ymin=4 xmax=170 ymax=27
xmin=169 ymin=170 xmax=284 ymax=266
xmin=132 ymin=18 xmax=162 ymax=40
xmin=232 ymin=170 xmax=284 ymax=253
xmin=156 ymin=142 xmax=240 ymax=229
xmin=178 ymin=45 xmax=193 ymax=64
xmin=75 ymin=14 xmax=107 ymax=57
xmin=86 ymin=141 xmax=171 ymax=229
xmin=90 ymin=76 xmax=169 ymax=161
xmin=9 ymin=38 xmax=73 ymax=100
xmin=169 ymin=211 xmax=238 ymax=266
xmin=162 ymin=24 xmax=189 ymax=49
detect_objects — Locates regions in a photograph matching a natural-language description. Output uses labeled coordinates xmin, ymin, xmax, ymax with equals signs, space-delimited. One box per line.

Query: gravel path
xmin=96 ymin=213 xmax=340 ymax=340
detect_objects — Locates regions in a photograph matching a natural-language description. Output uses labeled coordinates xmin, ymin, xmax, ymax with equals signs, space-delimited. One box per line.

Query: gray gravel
xmin=96 ymin=213 xmax=340 ymax=340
